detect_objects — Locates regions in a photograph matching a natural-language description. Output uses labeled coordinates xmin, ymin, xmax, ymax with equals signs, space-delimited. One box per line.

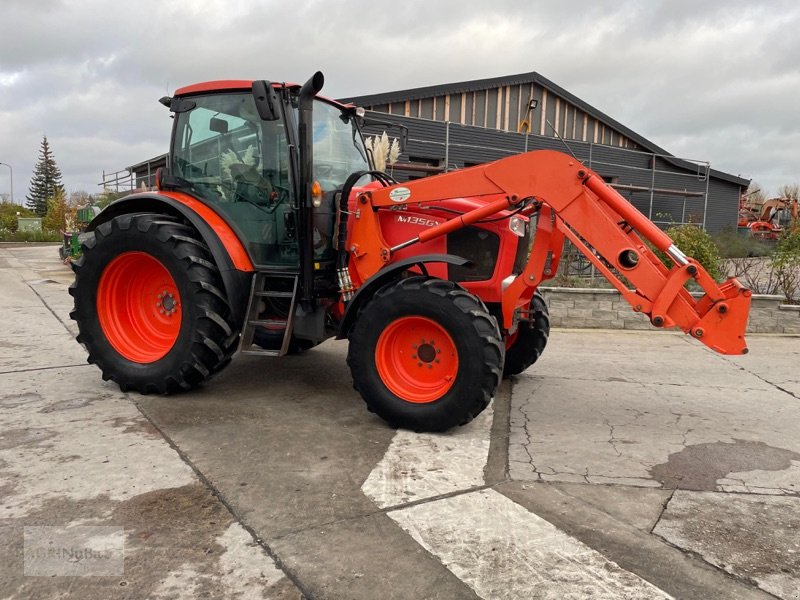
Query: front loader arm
xmin=354 ymin=150 xmax=751 ymax=355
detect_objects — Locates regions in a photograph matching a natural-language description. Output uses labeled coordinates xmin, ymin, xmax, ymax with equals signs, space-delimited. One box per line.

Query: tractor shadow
xmin=135 ymin=338 xmax=380 ymax=432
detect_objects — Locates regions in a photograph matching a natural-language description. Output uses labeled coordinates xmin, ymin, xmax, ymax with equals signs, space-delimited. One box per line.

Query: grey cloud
xmin=0 ymin=0 xmax=798 ymax=198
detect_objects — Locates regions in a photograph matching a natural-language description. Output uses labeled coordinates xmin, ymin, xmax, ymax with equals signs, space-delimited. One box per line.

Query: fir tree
xmin=26 ymin=136 xmax=65 ymax=217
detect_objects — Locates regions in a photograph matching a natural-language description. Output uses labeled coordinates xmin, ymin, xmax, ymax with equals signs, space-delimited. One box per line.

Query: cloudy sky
xmin=1 ymin=0 xmax=798 ymax=204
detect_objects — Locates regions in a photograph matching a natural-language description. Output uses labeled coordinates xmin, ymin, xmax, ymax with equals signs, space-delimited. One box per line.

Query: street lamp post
xmin=0 ymin=162 xmax=13 ymax=204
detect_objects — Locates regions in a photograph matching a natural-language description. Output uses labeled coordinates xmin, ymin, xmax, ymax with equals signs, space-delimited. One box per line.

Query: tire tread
xmin=70 ymin=212 xmax=237 ymax=393
xmin=347 ymin=276 xmax=503 ymax=431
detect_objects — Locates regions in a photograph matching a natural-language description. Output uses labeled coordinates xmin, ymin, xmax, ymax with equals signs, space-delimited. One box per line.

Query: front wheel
xmin=347 ymin=277 xmax=504 ymax=432
xmin=69 ymin=213 xmax=238 ymax=393
xmin=503 ymin=290 xmax=550 ymax=377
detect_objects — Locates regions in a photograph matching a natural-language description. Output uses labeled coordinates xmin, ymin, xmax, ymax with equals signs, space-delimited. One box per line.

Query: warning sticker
xmin=389 ymin=187 xmax=412 ymax=203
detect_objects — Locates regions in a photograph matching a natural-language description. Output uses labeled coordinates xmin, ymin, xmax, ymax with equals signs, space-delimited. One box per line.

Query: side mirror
xmin=360 ymin=116 xmax=409 ymax=153
xmin=209 ymin=117 xmax=228 ymax=134
xmin=252 ymin=80 xmax=281 ymax=121
xmin=397 ymin=124 xmax=409 ymax=153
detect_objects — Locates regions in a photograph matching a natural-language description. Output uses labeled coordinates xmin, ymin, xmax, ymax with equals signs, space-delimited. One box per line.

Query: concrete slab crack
xmin=604 ymin=419 xmax=623 ymax=458
xmin=131 ymin=400 xmax=316 ymax=600
xmin=687 ymin=335 xmax=800 ymax=401
xmin=649 ymin=489 xmax=675 ymax=534
xmin=25 ymin=279 xmax=75 ymax=337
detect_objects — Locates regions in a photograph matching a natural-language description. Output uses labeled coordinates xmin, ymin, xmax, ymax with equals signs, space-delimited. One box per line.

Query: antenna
xmin=545 ymin=119 xmax=581 ymax=163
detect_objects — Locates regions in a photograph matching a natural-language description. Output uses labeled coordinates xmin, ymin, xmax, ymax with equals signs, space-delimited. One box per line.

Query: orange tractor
xmin=70 ymin=72 xmax=752 ymax=431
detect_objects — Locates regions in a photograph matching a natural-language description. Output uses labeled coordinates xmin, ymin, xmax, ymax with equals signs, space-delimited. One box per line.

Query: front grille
xmin=447 ymin=226 xmax=500 ymax=281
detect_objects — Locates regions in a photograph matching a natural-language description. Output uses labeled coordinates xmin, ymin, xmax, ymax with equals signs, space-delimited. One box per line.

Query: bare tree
xmin=777 ymin=183 xmax=799 ymax=201
xmin=743 ymin=181 xmax=767 ymax=209
xmin=722 ymin=257 xmax=780 ymax=296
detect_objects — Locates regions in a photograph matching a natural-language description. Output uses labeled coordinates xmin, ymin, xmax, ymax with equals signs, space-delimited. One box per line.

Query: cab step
xmin=238 ymin=272 xmax=298 ymax=356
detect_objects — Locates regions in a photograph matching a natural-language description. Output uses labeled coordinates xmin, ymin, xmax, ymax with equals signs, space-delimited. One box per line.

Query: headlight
xmin=509 ymin=216 xmax=527 ymax=237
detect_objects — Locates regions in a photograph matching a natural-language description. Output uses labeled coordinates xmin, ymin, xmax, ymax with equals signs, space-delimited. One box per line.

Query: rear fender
xmin=336 ymin=254 xmax=470 ymax=339
xmin=87 ymin=193 xmax=254 ymax=328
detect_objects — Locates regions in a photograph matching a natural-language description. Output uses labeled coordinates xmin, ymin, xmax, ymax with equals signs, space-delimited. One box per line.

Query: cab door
xmin=171 ymin=92 xmax=299 ymax=269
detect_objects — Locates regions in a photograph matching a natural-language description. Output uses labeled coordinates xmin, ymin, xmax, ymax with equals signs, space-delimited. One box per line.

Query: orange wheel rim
xmin=375 ymin=316 xmax=459 ymax=403
xmin=97 ymin=252 xmax=182 ymax=363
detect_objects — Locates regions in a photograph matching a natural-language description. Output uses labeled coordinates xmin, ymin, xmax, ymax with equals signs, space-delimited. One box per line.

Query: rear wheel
xmin=503 ymin=291 xmax=550 ymax=377
xmin=347 ymin=276 xmax=504 ymax=432
xmin=69 ymin=213 xmax=238 ymax=393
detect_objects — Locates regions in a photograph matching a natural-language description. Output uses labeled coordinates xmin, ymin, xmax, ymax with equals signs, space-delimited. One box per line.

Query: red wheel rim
xmin=375 ymin=316 xmax=459 ymax=403
xmin=97 ymin=252 xmax=182 ymax=363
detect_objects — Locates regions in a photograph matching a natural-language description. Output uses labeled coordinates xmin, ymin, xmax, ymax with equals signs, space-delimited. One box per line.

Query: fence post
xmin=702 ymin=163 xmax=710 ymax=230
xmin=444 ymin=121 xmax=450 ymax=173
xmin=648 ymin=154 xmax=656 ymax=220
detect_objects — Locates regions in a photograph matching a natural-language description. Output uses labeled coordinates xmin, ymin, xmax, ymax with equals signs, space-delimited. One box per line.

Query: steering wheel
xmin=230 ymin=163 xmax=273 ymax=195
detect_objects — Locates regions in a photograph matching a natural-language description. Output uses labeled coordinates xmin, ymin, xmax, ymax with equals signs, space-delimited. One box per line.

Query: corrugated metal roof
xmin=338 ymin=72 xmax=542 ymax=105
xmin=127 ymin=154 xmax=167 ymax=172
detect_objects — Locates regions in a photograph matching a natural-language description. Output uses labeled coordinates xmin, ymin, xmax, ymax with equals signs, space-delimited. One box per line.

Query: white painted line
xmin=363 ymin=403 xmax=673 ymax=598
xmin=389 ymin=489 xmax=673 ymax=600
xmin=361 ymin=407 xmax=493 ymax=508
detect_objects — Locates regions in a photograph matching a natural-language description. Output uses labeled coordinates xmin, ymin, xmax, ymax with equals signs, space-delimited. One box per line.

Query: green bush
xmin=771 ymin=229 xmax=800 ymax=304
xmin=711 ymin=226 xmax=772 ymax=258
xmin=774 ymin=228 xmax=800 ymax=256
xmin=661 ymin=224 xmax=722 ymax=280
xmin=0 ymin=202 xmax=36 ymax=233
xmin=0 ymin=229 xmax=63 ymax=242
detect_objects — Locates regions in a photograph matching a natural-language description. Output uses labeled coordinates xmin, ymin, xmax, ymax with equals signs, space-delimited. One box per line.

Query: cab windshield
xmin=310 ymin=100 xmax=370 ymax=189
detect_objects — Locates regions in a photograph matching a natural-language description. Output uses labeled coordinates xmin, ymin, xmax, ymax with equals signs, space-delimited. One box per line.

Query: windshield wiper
xmin=352 ymin=125 xmax=368 ymax=163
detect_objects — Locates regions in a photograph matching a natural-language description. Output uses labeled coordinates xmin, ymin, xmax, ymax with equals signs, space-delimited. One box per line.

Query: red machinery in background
xmin=739 ymin=196 xmax=799 ymax=240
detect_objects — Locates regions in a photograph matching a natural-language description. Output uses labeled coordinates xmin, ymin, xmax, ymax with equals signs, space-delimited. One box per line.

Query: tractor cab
xmin=167 ymin=83 xmax=370 ymax=269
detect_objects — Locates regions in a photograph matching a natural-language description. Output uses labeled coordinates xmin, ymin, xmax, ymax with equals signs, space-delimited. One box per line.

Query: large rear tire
xmin=503 ymin=290 xmax=550 ymax=377
xmin=69 ymin=213 xmax=238 ymax=393
xmin=347 ymin=276 xmax=504 ymax=432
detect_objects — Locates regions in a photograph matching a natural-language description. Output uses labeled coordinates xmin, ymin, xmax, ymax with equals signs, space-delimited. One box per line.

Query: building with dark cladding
xmin=122 ymin=72 xmax=748 ymax=233
xmin=338 ymin=72 xmax=749 ymax=233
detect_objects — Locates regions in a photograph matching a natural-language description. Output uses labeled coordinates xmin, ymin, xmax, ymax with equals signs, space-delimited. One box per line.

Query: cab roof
xmin=173 ymin=80 xmax=352 ymax=109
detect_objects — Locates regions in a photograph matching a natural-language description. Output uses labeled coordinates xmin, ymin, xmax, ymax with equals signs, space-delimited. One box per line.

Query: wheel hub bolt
xmin=417 ymin=343 xmax=437 ymax=364
xmin=155 ymin=291 xmax=179 ymax=316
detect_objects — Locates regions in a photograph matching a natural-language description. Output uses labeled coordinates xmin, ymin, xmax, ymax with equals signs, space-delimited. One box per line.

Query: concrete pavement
xmin=1 ymin=244 xmax=798 ymax=599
